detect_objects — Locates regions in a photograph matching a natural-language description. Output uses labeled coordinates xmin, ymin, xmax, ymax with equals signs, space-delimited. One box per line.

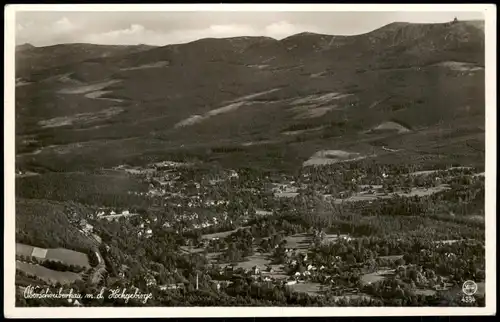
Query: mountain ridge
xmin=16 ymin=20 xmax=484 ymax=49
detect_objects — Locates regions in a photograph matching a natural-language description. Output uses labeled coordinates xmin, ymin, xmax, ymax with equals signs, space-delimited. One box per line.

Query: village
xmin=15 ymin=157 xmax=485 ymax=306
xmin=71 ymin=160 xmax=484 ymax=301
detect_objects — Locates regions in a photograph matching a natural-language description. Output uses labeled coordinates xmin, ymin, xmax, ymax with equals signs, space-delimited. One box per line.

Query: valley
xmin=14 ymin=19 xmax=486 ymax=308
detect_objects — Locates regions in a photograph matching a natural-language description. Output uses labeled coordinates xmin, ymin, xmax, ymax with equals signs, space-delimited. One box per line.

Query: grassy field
xmin=201 ymin=227 xmax=251 ymax=240
xmin=16 ymin=243 xmax=91 ymax=268
xmin=16 ymin=261 xmax=83 ymax=285
xmin=16 ymin=243 xmax=40 ymax=258
xmin=287 ymin=282 xmax=324 ymax=296
xmin=360 ymin=269 xmax=396 ymax=286
xmin=283 ymin=234 xmax=311 ymax=253
xmin=46 ymin=248 xmax=90 ymax=268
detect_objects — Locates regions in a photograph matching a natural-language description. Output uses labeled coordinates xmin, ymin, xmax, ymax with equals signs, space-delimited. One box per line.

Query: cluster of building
xmin=94 ymin=209 xmax=139 ymax=221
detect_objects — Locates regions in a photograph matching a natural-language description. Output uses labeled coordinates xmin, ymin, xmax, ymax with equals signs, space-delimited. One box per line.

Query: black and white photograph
xmin=4 ymin=3 xmax=496 ymax=318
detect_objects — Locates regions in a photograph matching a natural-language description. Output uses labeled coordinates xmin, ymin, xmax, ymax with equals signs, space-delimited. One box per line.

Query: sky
xmin=15 ymin=10 xmax=485 ymax=47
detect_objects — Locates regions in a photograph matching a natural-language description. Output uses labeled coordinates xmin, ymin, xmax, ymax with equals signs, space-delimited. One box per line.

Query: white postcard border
xmin=4 ymin=3 xmax=497 ymax=318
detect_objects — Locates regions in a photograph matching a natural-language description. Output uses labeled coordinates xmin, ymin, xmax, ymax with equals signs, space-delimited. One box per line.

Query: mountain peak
xmin=281 ymin=31 xmax=331 ymax=41
xmin=16 ymin=43 xmax=35 ymax=52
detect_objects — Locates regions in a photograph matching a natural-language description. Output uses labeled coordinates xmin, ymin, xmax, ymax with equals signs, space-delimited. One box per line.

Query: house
xmin=144 ymin=275 xmax=157 ymax=287
xmin=67 ymin=299 xmax=83 ymax=307
xmin=79 ymin=219 xmax=94 ymax=234
xmin=83 ymin=223 xmax=93 ymax=234
xmin=159 ymin=283 xmax=184 ymax=291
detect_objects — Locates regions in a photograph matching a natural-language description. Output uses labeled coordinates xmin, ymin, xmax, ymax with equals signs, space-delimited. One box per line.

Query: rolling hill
xmin=15 ymin=20 xmax=485 ymax=173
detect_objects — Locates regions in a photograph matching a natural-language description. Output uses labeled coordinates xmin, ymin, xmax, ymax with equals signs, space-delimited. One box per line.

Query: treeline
xmin=17 ymin=254 xmax=88 ymax=273
xmin=16 ymin=199 xmax=95 ymax=254
xmin=16 ymin=172 xmax=150 ymax=208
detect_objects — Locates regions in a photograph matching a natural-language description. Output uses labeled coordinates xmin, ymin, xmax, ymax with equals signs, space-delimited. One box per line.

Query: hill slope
xmin=15 ymin=43 xmax=157 ymax=76
xmin=15 ymin=21 xmax=485 ymax=172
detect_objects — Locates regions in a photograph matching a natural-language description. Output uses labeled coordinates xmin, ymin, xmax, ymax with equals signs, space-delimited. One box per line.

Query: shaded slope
xmin=15 ymin=21 xmax=485 ymax=172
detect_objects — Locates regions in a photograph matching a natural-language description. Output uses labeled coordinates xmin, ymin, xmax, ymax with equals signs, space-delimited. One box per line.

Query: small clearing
xmin=175 ymin=88 xmax=281 ymax=128
xmin=228 ymin=88 xmax=281 ymax=104
xmin=241 ymin=140 xmax=276 ymax=147
xmin=322 ymin=234 xmax=354 ymax=244
xmin=382 ymin=146 xmax=402 ymax=152
xmin=175 ymin=115 xmax=205 ymax=128
xmin=84 ymin=90 xmax=124 ymax=103
xmin=16 ymin=78 xmax=32 ymax=87
xmin=230 ymin=252 xmax=289 ymax=280
xmin=303 ymin=150 xmax=367 ymax=167
xmin=378 ymin=255 xmax=404 ymax=261
xmin=291 ymin=93 xmax=352 ymax=106
xmin=274 ymin=192 xmax=300 ymax=198
xmin=207 ymin=102 xmax=246 ymax=117
xmin=38 ymin=107 xmax=124 ymax=128
xmin=281 ymin=126 xmax=325 ymax=136
xmin=201 ymin=227 xmax=251 ymax=240
xmin=435 ymin=61 xmax=484 ymax=72
xmin=234 ymin=252 xmax=271 ymax=271
xmin=120 ymin=61 xmax=169 ymax=71
xmin=310 ymin=72 xmax=327 ymax=78
xmin=369 ymin=121 xmax=411 ymax=134
xmin=247 ymin=64 xmax=269 ymax=70
xmin=360 ymin=269 xmax=396 ymax=286
xmin=414 ymin=289 xmax=437 ymax=296
xmin=58 ymin=79 xmax=121 ymax=95
xmin=287 ymin=282 xmax=324 ymax=296
xmin=15 ymin=171 xmax=40 ymax=178
xmin=293 ymin=106 xmax=338 ymax=119
xmin=255 ymin=209 xmax=273 ymax=216
xmin=284 ymin=233 xmax=311 ymax=253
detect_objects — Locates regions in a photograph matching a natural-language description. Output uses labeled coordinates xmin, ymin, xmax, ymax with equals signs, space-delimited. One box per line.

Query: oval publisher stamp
xmin=461 ymin=280 xmax=478 ymax=303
